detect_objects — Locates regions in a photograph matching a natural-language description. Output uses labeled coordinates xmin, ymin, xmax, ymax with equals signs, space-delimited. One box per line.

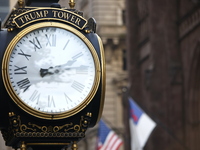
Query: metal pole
xmin=71 ymin=141 xmax=78 ymax=150
xmin=122 ymin=87 xmax=131 ymax=150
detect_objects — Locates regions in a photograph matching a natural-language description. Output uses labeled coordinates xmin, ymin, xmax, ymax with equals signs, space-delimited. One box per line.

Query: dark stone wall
xmin=126 ymin=0 xmax=200 ymax=149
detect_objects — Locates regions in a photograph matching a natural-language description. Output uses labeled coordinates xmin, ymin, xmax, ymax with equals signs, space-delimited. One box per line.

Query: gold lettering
xmin=64 ymin=12 xmax=71 ymax=20
xmin=52 ymin=10 xmax=58 ymax=17
xmin=75 ymin=18 xmax=81 ymax=25
xmin=24 ymin=14 xmax=31 ymax=22
xmin=43 ymin=10 xmax=48 ymax=17
xmin=29 ymin=12 xmax=36 ymax=20
xmin=58 ymin=11 xmax=64 ymax=18
xmin=70 ymin=15 xmax=76 ymax=22
xmin=35 ymin=11 xmax=43 ymax=18
xmin=18 ymin=16 xmax=25 ymax=24
xmin=15 ymin=10 xmax=84 ymax=28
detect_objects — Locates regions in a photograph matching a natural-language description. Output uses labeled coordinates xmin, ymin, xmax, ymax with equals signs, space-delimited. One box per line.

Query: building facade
xmin=0 ymin=0 xmax=9 ymax=22
xmin=75 ymin=0 xmax=127 ymax=149
xmin=76 ymin=0 xmax=126 ymax=126
xmin=126 ymin=0 xmax=200 ymax=149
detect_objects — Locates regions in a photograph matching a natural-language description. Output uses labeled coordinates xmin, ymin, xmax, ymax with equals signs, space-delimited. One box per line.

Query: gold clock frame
xmin=96 ymin=35 xmax=106 ymax=123
xmin=2 ymin=22 xmax=101 ymax=120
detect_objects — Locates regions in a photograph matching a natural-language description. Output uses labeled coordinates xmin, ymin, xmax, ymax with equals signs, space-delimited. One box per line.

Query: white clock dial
xmin=2 ymin=23 xmax=100 ymax=119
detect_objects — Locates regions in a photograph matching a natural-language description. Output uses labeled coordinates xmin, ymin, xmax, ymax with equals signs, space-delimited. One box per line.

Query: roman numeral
xmin=18 ymin=50 xmax=31 ymax=60
xmin=71 ymin=81 xmax=85 ymax=93
xmin=17 ymin=78 xmax=31 ymax=92
xmin=29 ymin=37 xmax=42 ymax=51
xmin=63 ymin=40 xmax=70 ymax=50
xmin=64 ymin=93 xmax=72 ymax=104
xmin=29 ymin=90 xmax=40 ymax=104
xmin=48 ymin=95 xmax=56 ymax=107
xmin=76 ymin=65 xmax=89 ymax=74
xmin=45 ymin=34 xmax=56 ymax=47
xmin=14 ymin=65 xmax=27 ymax=74
xmin=72 ymin=52 xmax=83 ymax=60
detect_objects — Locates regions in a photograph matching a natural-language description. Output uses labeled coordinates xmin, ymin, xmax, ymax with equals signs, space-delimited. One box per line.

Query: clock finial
xmin=18 ymin=0 xmax=25 ymax=8
xmin=69 ymin=0 xmax=76 ymax=9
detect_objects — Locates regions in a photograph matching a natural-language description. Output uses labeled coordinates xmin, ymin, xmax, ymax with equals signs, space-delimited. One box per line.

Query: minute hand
xmin=40 ymin=65 xmax=89 ymax=77
xmin=64 ymin=65 xmax=89 ymax=74
xmin=40 ymin=59 xmax=77 ymax=77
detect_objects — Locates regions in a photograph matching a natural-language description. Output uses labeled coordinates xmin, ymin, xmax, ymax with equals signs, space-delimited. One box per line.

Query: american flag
xmin=97 ymin=119 xmax=123 ymax=150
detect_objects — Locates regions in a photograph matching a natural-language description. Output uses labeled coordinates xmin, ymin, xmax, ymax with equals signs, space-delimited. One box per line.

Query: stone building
xmin=76 ymin=0 xmax=126 ymax=127
xmin=75 ymin=0 xmax=127 ymax=149
xmin=0 ymin=0 xmax=127 ymax=149
xmin=126 ymin=0 xmax=200 ymax=149
xmin=0 ymin=0 xmax=9 ymax=22
xmin=0 ymin=0 xmax=17 ymax=21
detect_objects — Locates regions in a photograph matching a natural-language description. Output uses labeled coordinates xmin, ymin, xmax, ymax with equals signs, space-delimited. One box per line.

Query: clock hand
xmin=40 ymin=59 xmax=76 ymax=77
xmin=68 ymin=65 xmax=88 ymax=70
xmin=40 ymin=67 xmax=56 ymax=77
xmin=60 ymin=65 xmax=89 ymax=72
xmin=64 ymin=59 xmax=77 ymax=66
xmin=40 ymin=65 xmax=72 ymax=78
xmin=40 ymin=58 xmax=88 ymax=77
xmin=53 ymin=59 xmax=77 ymax=69
xmin=62 ymin=65 xmax=89 ymax=76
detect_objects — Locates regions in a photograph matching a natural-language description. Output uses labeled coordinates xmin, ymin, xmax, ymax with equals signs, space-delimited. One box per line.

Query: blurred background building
xmin=126 ymin=0 xmax=200 ymax=150
xmin=0 ymin=0 xmax=17 ymax=21
xmin=76 ymin=0 xmax=127 ymax=149
xmin=0 ymin=0 xmax=9 ymax=22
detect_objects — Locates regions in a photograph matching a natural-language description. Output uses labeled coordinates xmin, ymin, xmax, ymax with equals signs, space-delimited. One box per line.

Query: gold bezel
xmin=2 ymin=22 xmax=101 ymax=120
xmin=96 ymin=35 xmax=106 ymax=123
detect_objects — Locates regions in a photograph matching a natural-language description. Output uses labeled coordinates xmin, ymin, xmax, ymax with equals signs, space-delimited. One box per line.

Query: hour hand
xmin=40 ymin=67 xmax=54 ymax=77
xmin=65 ymin=60 xmax=76 ymax=66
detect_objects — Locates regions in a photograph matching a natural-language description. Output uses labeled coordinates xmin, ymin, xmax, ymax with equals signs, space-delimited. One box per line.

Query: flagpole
xmin=122 ymin=87 xmax=131 ymax=150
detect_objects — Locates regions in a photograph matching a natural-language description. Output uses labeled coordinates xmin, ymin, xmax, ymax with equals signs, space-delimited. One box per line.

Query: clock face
xmin=2 ymin=22 xmax=100 ymax=119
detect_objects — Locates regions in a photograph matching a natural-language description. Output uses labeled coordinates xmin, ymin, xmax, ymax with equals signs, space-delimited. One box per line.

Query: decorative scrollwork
xmin=23 ymin=122 xmax=74 ymax=133
xmin=4 ymin=112 xmax=92 ymax=140
xmin=4 ymin=8 xmax=32 ymax=29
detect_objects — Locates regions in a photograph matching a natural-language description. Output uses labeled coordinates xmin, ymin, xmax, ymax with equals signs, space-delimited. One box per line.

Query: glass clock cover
xmin=2 ymin=22 xmax=100 ymax=119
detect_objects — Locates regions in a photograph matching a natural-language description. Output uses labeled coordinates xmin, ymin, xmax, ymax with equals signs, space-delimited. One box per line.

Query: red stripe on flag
xmin=131 ymin=110 xmax=138 ymax=122
xmin=100 ymin=132 xmax=122 ymax=150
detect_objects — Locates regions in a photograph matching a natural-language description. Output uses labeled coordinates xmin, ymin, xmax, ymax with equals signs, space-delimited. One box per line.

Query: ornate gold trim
xmin=71 ymin=141 xmax=78 ymax=150
xmin=96 ymin=35 xmax=106 ymax=123
xmin=4 ymin=7 xmax=87 ymax=29
xmin=69 ymin=0 xmax=76 ymax=9
xmin=26 ymin=143 xmax=70 ymax=146
xmin=2 ymin=112 xmax=92 ymax=144
xmin=15 ymin=132 xmax=85 ymax=138
xmin=2 ymin=22 xmax=101 ymax=120
xmin=20 ymin=141 xmax=26 ymax=150
xmin=12 ymin=8 xmax=87 ymax=29
xmin=26 ymin=143 xmax=69 ymax=145
xmin=18 ymin=0 xmax=25 ymax=8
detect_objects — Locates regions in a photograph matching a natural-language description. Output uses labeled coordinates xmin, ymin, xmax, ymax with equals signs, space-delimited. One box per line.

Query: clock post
xmin=0 ymin=0 xmax=105 ymax=150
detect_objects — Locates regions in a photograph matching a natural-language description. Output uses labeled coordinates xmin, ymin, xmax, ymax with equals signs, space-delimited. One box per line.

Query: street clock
xmin=0 ymin=0 xmax=105 ymax=150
